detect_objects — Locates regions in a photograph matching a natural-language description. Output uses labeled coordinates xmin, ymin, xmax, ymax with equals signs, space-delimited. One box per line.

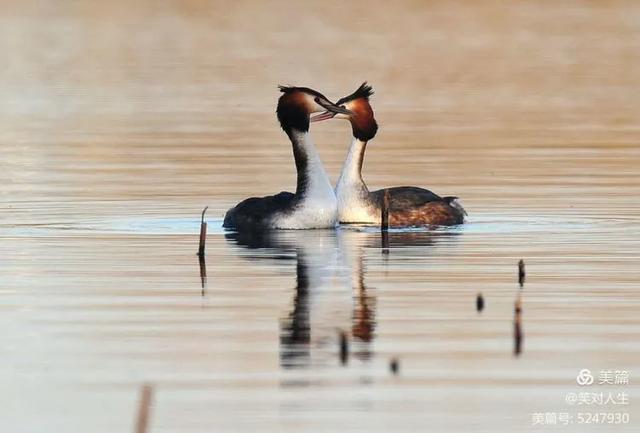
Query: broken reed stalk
xmin=339 ymin=331 xmax=349 ymax=365
xmin=518 ymin=259 xmax=525 ymax=287
xmin=197 ymin=206 xmax=208 ymax=257
xmin=389 ymin=358 xmax=400 ymax=375
xmin=381 ymin=189 xmax=390 ymax=231
xmin=199 ymin=254 xmax=207 ymax=296
xmin=476 ymin=293 xmax=485 ymax=312
xmin=381 ymin=231 xmax=389 ymax=255
xmin=135 ymin=384 xmax=153 ymax=433
xmin=381 ymin=189 xmax=390 ymax=254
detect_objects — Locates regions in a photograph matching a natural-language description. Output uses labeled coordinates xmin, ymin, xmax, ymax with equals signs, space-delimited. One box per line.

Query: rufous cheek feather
xmin=350 ymin=99 xmax=378 ymax=142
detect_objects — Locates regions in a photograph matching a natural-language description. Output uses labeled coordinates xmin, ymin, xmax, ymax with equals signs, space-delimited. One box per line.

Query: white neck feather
xmin=335 ymin=138 xmax=377 ymax=223
xmin=291 ymin=130 xmax=335 ymax=202
xmin=270 ymin=130 xmax=337 ymax=229
xmin=336 ymin=137 xmax=367 ymax=190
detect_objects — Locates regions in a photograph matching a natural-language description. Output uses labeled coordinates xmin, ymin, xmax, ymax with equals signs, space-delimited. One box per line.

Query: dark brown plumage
xmin=370 ymin=187 xmax=465 ymax=227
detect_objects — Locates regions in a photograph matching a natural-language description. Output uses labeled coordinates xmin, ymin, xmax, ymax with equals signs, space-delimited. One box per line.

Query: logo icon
xmin=565 ymin=393 xmax=578 ymax=405
xmin=577 ymin=369 xmax=594 ymax=386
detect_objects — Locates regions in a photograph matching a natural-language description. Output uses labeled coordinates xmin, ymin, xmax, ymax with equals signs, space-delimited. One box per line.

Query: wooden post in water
xmin=197 ymin=206 xmax=208 ymax=257
xmin=518 ymin=259 xmax=525 ymax=287
xmin=381 ymin=189 xmax=390 ymax=254
xmin=134 ymin=384 xmax=153 ymax=433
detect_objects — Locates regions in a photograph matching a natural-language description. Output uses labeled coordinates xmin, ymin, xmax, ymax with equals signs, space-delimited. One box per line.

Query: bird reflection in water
xmin=225 ymin=227 xmax=458 ymax=369
xmin=340 ymin=228 xmax=458 ymax=361
xmin=339 ymin=229 xmax=376 ymax=361
xmin=280 ymin=252 xmax=313 ymax=368
xmin=225 ymin=229 xmax=339 ymax=369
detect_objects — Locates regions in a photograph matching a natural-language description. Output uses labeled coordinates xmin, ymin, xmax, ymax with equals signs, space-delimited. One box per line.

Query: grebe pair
xmin=223 ymin=84 xmax=466 ymax=231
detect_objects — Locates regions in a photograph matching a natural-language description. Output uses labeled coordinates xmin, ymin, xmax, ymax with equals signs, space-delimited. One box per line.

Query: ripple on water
xmin=1 ymin=212 xmax=637 ymax=237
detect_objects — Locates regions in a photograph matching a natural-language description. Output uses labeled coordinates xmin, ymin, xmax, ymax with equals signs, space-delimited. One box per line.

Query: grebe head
xmin=311 ymin=82 xmax=378 ymax=141
xmin=277 ymin=86 xmax=351 ymax=135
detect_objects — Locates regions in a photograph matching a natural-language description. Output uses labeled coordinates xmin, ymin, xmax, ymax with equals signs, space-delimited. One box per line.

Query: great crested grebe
xmin=223 ymin=86 xmax=351 ymax=231
xmin=312 ymin=83 xmax=466 ymax=226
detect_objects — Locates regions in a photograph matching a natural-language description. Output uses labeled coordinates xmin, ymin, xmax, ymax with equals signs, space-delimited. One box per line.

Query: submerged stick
xmin=518 ymin=259 xmax=525 ymax=287
xmin=135 ymin=384 xmax=153 ymax=433
xmin=514 ymin=321 xmax=523 ymax=355
xmin=197 ymin=206 xmax=208 ymax=257
xmin=381 ymin=189 xmax=390 ymax=254
xmin=514 ymin=294 xmax=523 ymax=356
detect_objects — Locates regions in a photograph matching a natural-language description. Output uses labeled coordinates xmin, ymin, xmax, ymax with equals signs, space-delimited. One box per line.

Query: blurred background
xmin=2 ymin=0 xmax=639 ymax=216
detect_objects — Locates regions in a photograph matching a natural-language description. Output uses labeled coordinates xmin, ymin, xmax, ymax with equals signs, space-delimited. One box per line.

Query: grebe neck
xmin=289 ymin=129 xmax=334 ymax=201
xmin=336 ymin=137 xmax=368 ymax=192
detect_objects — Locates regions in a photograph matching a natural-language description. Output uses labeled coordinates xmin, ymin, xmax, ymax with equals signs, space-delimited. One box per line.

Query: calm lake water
xmin=2 ymin=1 xmax=639 ymax=432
